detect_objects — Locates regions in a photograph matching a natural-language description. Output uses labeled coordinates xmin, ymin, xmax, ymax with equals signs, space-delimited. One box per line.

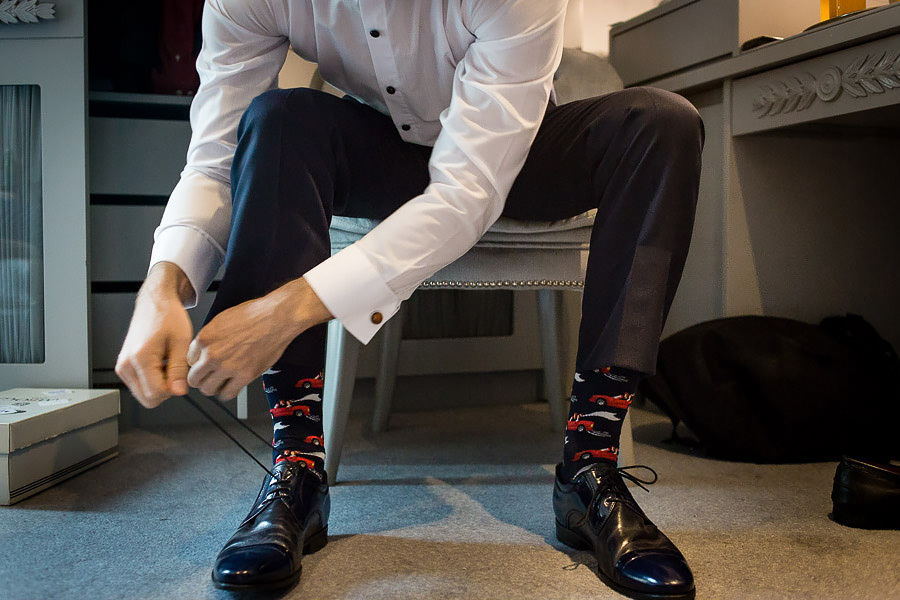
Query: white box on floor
xmin=0 ymin=388 xmax=119 ymax=505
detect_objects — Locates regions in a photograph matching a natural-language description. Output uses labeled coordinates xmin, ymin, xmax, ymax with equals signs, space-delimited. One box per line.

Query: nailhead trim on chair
xmin=419 ymin=279 xmax=585 ymax=289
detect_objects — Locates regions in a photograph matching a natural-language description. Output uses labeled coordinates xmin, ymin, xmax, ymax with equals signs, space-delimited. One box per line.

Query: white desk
xmin=611 ymin=5 xmax=900 ymax=349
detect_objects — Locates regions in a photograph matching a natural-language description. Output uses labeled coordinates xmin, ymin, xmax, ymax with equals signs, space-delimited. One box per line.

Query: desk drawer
xmin=89 ymin=117 xmax=191 ymax=196
xmin=610 ymin=0 xmax=737 ymax=86
xmin=732 ymin=32 xmax=900 ymax=135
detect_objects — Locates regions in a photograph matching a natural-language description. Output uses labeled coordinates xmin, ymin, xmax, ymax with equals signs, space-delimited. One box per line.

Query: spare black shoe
xmin=553 ymin=462 xmax=694 ymax=600
xmin=212 ymin=462 xmax=330 ymax=590
xmin=830 ymin=456 xmax=900 ymax=530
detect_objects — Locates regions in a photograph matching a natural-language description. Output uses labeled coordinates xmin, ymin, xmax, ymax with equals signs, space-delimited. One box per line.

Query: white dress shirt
xmin=149 ymin=0 xmax=567 ymax=344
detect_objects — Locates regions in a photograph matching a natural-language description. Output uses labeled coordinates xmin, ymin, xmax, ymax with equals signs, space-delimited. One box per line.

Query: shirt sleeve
xmin=305 ymin=0 xmax=566 ymax=343
xmin=148 ymin=0 xmax=289 ymax=307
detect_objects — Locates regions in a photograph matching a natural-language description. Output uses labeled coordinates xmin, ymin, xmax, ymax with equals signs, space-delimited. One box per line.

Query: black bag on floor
xmin=640 ymin=314 xmax=899 ymax=463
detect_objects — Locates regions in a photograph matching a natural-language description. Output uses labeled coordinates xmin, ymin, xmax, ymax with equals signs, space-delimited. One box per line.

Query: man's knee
xmin=239 ymin=89 xmax=292 ymax=138
xmin=591 ymin=87 xmax=703 ymax=154
xmin=239 ymin=88 xmax=339 ymax=140
xmin=647 ymin=88 xmax=704 ymax=150
xmin=629 ymin=87 xmax=704 ymax=151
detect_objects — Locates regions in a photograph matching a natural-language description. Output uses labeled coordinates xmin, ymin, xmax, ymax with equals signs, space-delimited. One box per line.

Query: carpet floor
xmin=1 ymin=402 xmax=897 ymax=600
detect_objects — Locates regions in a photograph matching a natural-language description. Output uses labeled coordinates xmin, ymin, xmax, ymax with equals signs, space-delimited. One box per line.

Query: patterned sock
xmin=560 ymin=366 xmax=641 ymax=482
xmin=261 ymin=365 xmax=326 ymax=480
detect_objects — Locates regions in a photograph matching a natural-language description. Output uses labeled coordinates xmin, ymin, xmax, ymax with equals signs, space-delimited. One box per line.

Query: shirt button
xmin=401 ymin=124 xmax=411 ymax=131
xmin=386 ymin=86 xmax=396 ymax=95
xmin=370 ymin=312 xmax=383 ymax=324
xmin=369 ymin=29 xmax=380 ymax=38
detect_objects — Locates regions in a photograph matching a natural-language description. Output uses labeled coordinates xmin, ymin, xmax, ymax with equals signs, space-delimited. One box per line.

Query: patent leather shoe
xmin=831 ymin=456 xmax=900 ymax=529
xmin=553 ymin=462 xmax=694 ymax=600
xmin=212 ymin=462 xmax=330 ymax=590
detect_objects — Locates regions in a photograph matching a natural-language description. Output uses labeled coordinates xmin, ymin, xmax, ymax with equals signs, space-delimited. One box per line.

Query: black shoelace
xmin=617 ymin=465 xmax=659 ymax=492
xmin=183 ymin=394 xmax=276 ymax=478
xmin=577 ymin=464 xmax=659 ymax=527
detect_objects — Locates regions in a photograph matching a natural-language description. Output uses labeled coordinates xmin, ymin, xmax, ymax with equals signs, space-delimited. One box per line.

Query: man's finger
xmin=166 ymin=336 xmax=191 ymax=396
xmin=218 ymin=378 xmax=244 ymax=402
xmin=133 ymin=354 xmax=169 ymax=408
xmin=199 ymin=371 xmax=225 ymax=398
xmin=186 ymin=338 xmax=202 ymax=368
xmin=187 ymin=360 xmax=213 ymax=389
xmin=116 ymin=361 xmax=140 ymax=403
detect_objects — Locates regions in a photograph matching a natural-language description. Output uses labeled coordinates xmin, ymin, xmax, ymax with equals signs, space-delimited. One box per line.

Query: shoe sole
xmin=830 ymin=507 xmax=900 ymax=530
xmin=211 ymin=525 xmax=328 ymax=591
xmin=556 ymin=521 xmax=696 ymax=600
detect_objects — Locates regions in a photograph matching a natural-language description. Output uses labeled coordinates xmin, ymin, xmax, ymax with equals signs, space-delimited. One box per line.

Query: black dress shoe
xmin=553 ymin=462 xmax=694 ymax=600
xmin=212 ymin=462 xmax=330 ymax=590
xmin=830 ymin=456 xmax=900 ymax=530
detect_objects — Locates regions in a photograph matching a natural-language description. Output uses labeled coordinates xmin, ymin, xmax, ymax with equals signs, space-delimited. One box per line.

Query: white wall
xmin=278 ymin=52 xmax=317 ymax=88
xmin=567 ymin=0 xmax=662 ymax=54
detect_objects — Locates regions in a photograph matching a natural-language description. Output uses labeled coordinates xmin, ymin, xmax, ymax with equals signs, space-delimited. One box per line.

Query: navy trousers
xmin=207 ymin=87 xmax=704 ymax=374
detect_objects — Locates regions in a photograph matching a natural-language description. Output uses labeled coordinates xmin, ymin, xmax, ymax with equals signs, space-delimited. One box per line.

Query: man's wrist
xmin=143 ymin=261 xmax=196 ymax=305
xmin=274 ymin=277 xmax=333 ymax=336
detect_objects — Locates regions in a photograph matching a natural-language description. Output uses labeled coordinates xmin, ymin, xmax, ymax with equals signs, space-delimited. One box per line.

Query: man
xmin=116 ymin=1 xmax=703 ymax=598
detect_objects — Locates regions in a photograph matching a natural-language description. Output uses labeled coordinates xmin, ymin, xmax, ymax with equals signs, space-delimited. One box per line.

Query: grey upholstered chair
xmin=321 ymin=210 xmax=636 ymax=483
xmin=237 ymin=54 xmax=635 ymax=483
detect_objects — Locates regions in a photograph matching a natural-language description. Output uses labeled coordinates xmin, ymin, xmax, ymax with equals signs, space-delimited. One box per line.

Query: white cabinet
xmin=86 ymin=94 xmax=196 ymax=384
xmin=0 ymin=1 xmax=90 ymax=387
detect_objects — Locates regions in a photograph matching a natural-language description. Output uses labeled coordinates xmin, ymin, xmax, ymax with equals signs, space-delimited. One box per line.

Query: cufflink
xmin=370 ymin=312 xmax=383 ymax=324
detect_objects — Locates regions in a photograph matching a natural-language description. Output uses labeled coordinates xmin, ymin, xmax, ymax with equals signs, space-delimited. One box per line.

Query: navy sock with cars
xmin=261 ymin=365 xmax=326 ymax=479
xmin=560 ymin=366 xmax=640 ymax=482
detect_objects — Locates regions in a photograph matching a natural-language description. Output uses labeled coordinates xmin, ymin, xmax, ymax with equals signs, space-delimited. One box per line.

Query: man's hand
xmin=186 ymin=278 xmax=332 ymax=401
xmin=116 ymin=262 xmax=196 ymax=408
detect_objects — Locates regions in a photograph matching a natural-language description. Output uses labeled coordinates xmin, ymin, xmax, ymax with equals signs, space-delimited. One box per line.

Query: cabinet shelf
xmin=89 ymin=91 xmax=192 ymax=120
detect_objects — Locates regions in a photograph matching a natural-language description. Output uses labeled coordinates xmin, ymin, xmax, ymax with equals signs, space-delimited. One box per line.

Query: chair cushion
xmin=330 ymin=209 xmax=595 ymax=252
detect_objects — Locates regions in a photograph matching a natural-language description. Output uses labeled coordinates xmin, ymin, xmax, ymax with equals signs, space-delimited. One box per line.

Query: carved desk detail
xmin=753 ymin=51 xmax=900 ymax=118
xmin=0 ymin=1 xmax=55 ymax=24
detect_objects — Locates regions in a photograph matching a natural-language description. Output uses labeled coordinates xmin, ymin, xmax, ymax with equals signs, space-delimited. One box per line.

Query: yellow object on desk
xmin=821 ymin=0 xmax=898 ymax=19
xmin=821 ymin=0 xmax=866 ymax=19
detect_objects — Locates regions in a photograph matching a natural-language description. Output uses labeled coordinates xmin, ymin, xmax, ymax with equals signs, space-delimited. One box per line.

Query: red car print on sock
xmin=304 ymin=435 xmax=323 ymax=446
xmin=575 ymin=447 xmax=618 ymax=462
xmin=599 ymin=366 xmax=629 ymax=383
xmin=567 ymin=414 xmax=595 ymax=432
xmin=276 ymin=451 xmax=316 ymax=470
xmin=269 ymin=402 xmax=311 ymax=418
xmin=587 ymin=393 xmax=634 ymax=410
xmin=276 ymin=450 xmax=325 ymax=470
xmin=295 ymin=375 xmax=324 ymax=390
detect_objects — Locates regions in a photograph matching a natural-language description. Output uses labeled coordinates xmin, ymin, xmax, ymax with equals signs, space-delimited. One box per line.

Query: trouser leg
xmin=206 ymin=88 xmax=430 ymax=368
xmin=209 ymin=86 xmax=702 ymax=375
xmin=504 ymin=87 xmax=705 ymax=374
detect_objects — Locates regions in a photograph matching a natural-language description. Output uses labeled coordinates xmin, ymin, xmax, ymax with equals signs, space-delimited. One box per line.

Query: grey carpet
xmin=1 ymin=402 xmax=897 ymax=600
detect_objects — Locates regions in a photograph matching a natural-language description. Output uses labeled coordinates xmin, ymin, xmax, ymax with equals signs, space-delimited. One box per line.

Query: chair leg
xmin=323 ymin=319 xmax=361 ymax=485
xmin=537 ymin=289 xmax=566 ymax=432
xmin=617 ymin=411 xmax=636 ymax=467
xmin=372 ymin=304 xmax=404 ymax=433
xmin=236 ymin=386 xmax=249 ymax=420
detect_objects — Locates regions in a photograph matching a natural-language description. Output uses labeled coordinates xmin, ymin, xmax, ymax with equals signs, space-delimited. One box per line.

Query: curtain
xmin=0 ymin=85 xmax=44 ymax=363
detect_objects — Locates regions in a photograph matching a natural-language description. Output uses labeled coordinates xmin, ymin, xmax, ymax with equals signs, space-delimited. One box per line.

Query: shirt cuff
xmin=148 ymin=225 xmax=224 ymax=309
xmin=303 ymin=244 xmax=401 ymax=345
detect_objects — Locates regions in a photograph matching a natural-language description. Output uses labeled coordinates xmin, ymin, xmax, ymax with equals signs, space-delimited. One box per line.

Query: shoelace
xmin=183 ymin=394 xmax=276 ymax=478
xmin=577 ymin=464 xmax=659 ymax=526
xmin=617 ymin=465 xmax=659 ymax=492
